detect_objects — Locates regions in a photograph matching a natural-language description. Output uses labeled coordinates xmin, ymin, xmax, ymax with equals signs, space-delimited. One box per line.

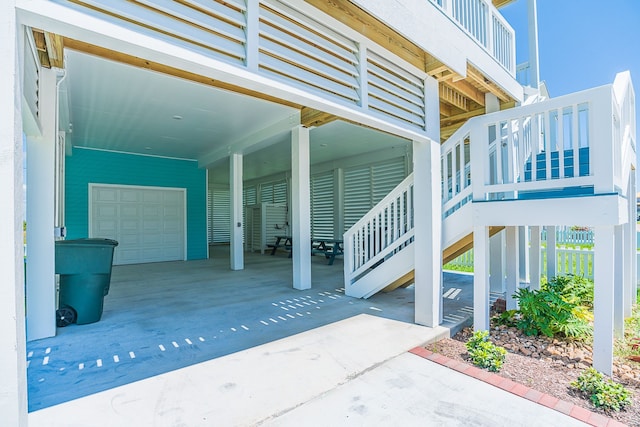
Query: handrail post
xmin=470 ymin=123 xmax=485 ymax=201
xmin=590 ymin=86 xmax=616 ymax=194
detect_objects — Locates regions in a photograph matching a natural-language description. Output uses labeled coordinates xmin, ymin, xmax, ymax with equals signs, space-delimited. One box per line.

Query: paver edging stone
xmin=409 ymin=347 xmax=625 ymax=427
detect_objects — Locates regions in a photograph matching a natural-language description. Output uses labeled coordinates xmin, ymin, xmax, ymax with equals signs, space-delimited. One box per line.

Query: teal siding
xmin=65 ymin=148 xmax=207 ymax=260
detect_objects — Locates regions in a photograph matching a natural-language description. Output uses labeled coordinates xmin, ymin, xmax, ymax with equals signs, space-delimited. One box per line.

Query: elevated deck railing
xmin=344 ymin=73 xmax=633 ymax=294
xmin=468 ymin=83 xmax=626 ymax=201
xmin=429 ymin=0 xmax=515 ymax=74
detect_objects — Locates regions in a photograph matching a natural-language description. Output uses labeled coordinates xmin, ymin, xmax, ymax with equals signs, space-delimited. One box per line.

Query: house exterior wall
xmin=65 ymin=148 xmax=207 ymax=260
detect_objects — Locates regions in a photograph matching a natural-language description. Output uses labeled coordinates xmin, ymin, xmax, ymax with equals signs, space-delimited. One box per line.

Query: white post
xmin=414 ymin=139 xmax=442 ymax=327
xmin=546 ymin=225 xmax=557 ymax=280
xmin=25 ymin=68 xmax=58 ymax=341
xmin=614 ymin=225 xmax=624 ymax=338
xmin=291 ymin=126 xmax=311 ymax=290
xmin=474 ymin=226 xmax=490 ymax=331
xmin=425 ymin=76 xmax=440 ymax=141
xmin=529 ymin=226 xmax=542 ymax=290
xmin=526 ymin=0 xmax=540 ymax=88
xmin=505 ymin=226 xmax=519 ymax=310
xmin=519 ymin=226 xmax=530 ymax=283
xmin=244 ymin=0 xmax=259 ymax=72
xmin=594 ymin=225 xmax=615 ymax=376
xmin=0 ymin=1 xmax=28 ymax=423
xmin=591 ymin=87 xmax=615 ymax=194
xmin=230 ymin=153 xmax=244 ymax=270
xmin=489 ymin=231 xmax=505 ymax=293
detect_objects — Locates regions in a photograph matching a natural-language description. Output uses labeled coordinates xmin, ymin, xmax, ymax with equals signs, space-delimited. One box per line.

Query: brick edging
xmin=409 ymin=347 xmax=626 ymax=427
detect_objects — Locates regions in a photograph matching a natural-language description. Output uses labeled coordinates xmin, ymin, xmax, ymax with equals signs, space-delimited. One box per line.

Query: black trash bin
xmin=55 ymin=238 xmax=118 ymax=326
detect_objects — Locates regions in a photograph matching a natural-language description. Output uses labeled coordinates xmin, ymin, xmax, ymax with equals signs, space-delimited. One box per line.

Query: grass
xmin=443 ymin=263 xmax=474 ymax=273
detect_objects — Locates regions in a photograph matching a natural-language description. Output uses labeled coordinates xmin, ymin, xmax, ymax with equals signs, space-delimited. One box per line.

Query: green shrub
xmin=465 ymin=330 xmax=507 ymax=372
xmin=571 ymin=368 xmax=632 ymax=412
xmin=545 ymin=275 xmax=594 ymax=309
xmin=513 ymin=275 xmax=593 ymax=339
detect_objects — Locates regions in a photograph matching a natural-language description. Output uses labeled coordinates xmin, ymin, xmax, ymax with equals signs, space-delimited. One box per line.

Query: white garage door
xmin=90 ymin=184 xmax=186 ymax=265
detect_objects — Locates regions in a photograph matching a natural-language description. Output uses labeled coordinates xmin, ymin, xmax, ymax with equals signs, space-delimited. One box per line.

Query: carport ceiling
xmin=62 ymin=50 xmax=409 ymax=182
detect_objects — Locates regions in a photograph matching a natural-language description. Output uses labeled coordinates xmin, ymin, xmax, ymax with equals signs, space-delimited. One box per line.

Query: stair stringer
xmin=345 ymin=242 xmax=414 ymax=299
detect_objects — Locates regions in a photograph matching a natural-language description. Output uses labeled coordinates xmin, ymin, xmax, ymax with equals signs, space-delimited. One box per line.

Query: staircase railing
xmin=343 ymin=73 xmax=634 ymax=296
xmin=343 ymin=174 xmax=414 ymax=288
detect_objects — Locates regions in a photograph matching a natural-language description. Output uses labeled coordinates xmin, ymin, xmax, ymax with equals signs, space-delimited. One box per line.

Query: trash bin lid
xmin=56 ymin=238 xmax=119 ymax=247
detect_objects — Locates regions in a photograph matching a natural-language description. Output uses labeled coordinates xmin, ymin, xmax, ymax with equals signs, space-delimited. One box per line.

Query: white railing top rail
xmin=471 ymin=84 xmax=611 ymax=128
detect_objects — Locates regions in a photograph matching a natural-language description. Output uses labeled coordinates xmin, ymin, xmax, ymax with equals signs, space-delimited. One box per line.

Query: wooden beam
xmin=441 ymin=107 xmax=486 ymax=127
xmin=301 ymin=107 xmax=338 ymax=127
xmin=439 ymin=84 xmax=468 ymax=111
xmin=492 ymin=0 xmax=516 ymax=8
xmin=303 ymin=0 xmax=435 ymax=73
xmin=31 ymin=29 xmax=64 ymax=68
xmin=466 ymin=64 xmax=510 ymax=102
xmin=63 ymin=37 xmax=301 ymax=109
xmin=442 ymin=79 xmax=485 ymax=106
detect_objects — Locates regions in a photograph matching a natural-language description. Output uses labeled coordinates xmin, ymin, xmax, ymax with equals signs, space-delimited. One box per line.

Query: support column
xmin=26 ymin=67 xmax=57 ymax=341
xmin=519 ymin=226 xmax=530 ymax=284
xmin=0 ymin=2 xmax=28 ymax=423
xmin=594 ymin=225 xmax=615 ymax=376
xmin=529 ymin=226 xmax=542 ymax=290
xmin=414 ymin=139 xmax=442 ymax=327
xmin=230 ymin=153 xmax=244 ymax=271
xmin=546 ymin=226 xmax=557 ymax=280
xmin=489 ymin=231 xmax=505 ymax=293
xmin=474 ymin=226 xmax=490 ymax=331
xmin=614 ymin=225 xmax=624 ymax=338
xmin=505 ymin=226 xmax=520 ymax=310
xmin=291 ymin=126 xmax=311 ymax=290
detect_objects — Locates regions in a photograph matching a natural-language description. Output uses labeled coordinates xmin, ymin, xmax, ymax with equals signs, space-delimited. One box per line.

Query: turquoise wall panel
xmin=65 ymin=148 xmax=207 ymax=260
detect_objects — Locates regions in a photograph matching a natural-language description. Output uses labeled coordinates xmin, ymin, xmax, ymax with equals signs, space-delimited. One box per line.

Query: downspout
xmin=54 ymin=68 xmax=67 ymax=239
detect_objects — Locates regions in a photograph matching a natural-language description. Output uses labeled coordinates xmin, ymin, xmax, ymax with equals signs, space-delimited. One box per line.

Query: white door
xmin=90 ymin=184 xmax=186 ymax=265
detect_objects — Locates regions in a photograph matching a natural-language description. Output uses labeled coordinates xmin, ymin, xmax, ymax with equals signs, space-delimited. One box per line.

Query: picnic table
xmin=311 ymin=238 xmax=344 ymax=265
xmin=268 ymin=235 xmax=343 ymax=265
xmin=268 ymin=235 xmax=292 ymax=257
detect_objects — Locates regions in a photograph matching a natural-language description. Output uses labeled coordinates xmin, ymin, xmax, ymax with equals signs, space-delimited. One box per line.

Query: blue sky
xmin=501 ymin=0 xmax=640 ymax=97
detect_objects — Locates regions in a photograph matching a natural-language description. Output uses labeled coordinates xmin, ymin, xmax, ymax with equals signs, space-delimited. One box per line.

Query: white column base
xmin=473 ymin=226 xmax=490 ymax=331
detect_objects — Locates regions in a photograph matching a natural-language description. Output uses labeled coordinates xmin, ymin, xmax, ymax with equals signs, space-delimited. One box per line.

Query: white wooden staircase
xmin=344 ymin=72 xmax=636 ymax=299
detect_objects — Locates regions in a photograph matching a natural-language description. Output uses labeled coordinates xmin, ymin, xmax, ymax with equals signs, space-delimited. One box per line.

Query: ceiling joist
xmin=441 ymin=79 xmax=485 ymax=106
xmin=466 ymin=64 xmax=510 ymax=102
xmin=31 ymin=29 xmax=64 ymax=68
xmin=301 ymin=107 xmax=338 ymax=128
xmin=439 ymin=84 xmax=468 ymax=112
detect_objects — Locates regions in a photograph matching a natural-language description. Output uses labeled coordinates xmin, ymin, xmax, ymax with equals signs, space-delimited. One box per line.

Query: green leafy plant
xmin=571 ymin=368 xmax=632 ymax=412
xmin=493 ymin=309 xmax=518 ymax=327
xmin=512 ymin=275 xmax=593 ymax=339
xmin=465 ymin=330 xmax=507 ymax=372
xmin=546 ymin=275 xmax=594 ymax=309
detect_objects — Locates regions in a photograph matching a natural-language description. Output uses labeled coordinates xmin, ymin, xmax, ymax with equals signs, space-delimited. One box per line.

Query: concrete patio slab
xmin=29 ymin=314 xmax=448 ymax=426
xmin=27 ymin=249 xmax=475 ymax=411
xmin=263 ymin=352 xmax=588 ymax=427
